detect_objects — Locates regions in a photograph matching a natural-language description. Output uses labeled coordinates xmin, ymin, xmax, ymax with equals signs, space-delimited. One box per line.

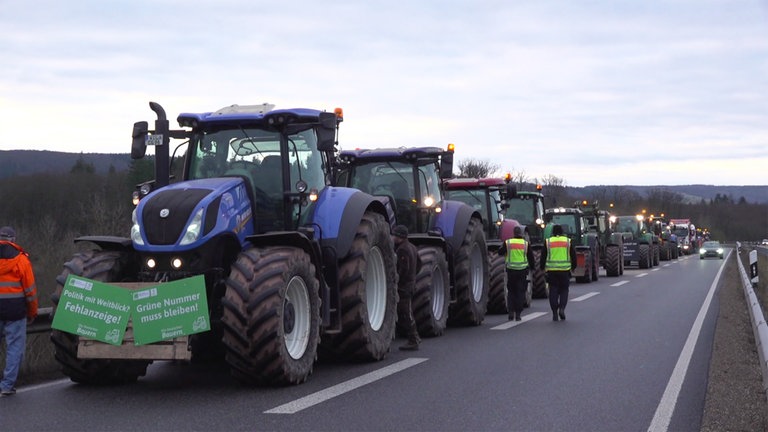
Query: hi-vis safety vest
xmin=505 ymin=238 xmax=528 ymax=270
xmin=545 ymin=236 xmax=571 ymax=271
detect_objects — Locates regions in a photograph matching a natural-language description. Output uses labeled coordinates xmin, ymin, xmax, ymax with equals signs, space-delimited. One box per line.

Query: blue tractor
xmin=337 ymin=145 xmax=489 ymax=337
xmin=51 ymin=102 xmax=398 ymax=386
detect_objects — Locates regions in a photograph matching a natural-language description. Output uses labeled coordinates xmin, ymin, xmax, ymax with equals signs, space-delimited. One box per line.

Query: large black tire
xmin=638 ymin=244 xmax=650 ymax=269
xmin=412 ymin=246 xmax=450 ymax=337
xmin=321 ymin=211 xmax=398 ymax=361
xmin=605 ymin=245 xmax=621 ymax=277
xmin=530 ymin=249 xmax=548 ymax=299
xmin=591 ymin=247 xmax=600 ymax=281
xmin=653 ymin=244 xmax=660 ymax=266
xmin=222 ymin=246 xmax=320 ymax=386
xmin=448 ymin=217 xmax=490 ymax=326
xmin=524 ymin=278 xmax=532 ymax=308
xmin=50 ymin=250 xmax=150 ymax=385
xmin=486 ymin=253 xmax=508 ymax=314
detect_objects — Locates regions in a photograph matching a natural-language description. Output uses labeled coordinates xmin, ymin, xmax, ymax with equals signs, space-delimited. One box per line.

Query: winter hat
xmin=393 ymin=225 xmax=409 ymax=239
xmin=0 ymin=226 xmax=16 ymax=241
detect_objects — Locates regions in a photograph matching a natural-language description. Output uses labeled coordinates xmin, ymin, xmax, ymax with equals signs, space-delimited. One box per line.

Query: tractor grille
xmin=142 ymin=188 xmax=211 ymax=245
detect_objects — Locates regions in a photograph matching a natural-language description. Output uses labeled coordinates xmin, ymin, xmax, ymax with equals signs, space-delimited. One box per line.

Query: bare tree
xmin=456 ymin=158 xmax=500 ymax=178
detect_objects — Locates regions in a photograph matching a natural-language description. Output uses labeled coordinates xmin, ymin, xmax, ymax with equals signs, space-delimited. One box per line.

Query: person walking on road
xmin=498 ymin=226 xmax=534 ymax=321
xmin=392 ymin=225 xmax=421 ymax=351
xmin=542 ymin=224 xmax=576 ymax=322
xmin=0 ymin=226 xmax=38 ymax=396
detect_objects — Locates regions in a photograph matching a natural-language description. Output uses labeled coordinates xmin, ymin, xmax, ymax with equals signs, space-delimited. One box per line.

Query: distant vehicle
xmin=761 ymin=239 xmax=768 ymax=246
xmin=700 ymin=241 xmax=724 ymax=260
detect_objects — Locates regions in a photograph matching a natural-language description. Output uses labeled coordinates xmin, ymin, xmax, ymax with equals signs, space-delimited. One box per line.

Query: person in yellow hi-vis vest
xmin=498 ymin=226 xmax=534 ymax=321
xmin=541 ymin=224 xmax=576 ymax=322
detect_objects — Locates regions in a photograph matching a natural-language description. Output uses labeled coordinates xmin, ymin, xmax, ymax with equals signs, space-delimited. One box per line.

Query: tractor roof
xmin=177 ymin=105 xmax=329 ymax=129
xmin=339 ymin=147 xmax=444 ymax=163
xmin=444 ymin=177 xmax=507 ymax=188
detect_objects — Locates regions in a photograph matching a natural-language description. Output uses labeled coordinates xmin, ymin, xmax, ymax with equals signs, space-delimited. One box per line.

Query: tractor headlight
xmin=131 ymin=208 xmax=144 ymax=245
xmin=423 ymin=196 xmax=435 ymax=207
xmin=180 ymin=208 xmax=204 ymax=246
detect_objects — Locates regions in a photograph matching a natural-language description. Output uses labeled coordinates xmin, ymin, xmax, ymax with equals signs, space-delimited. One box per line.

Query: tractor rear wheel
xmin=530 ymin=249 xmax=548 ymax=299
xmin=412 ymin=246 xmax=450 ymax=337
xmin=653 ymin=244 xmax=660 ymax=266
xmin=605 ymin=245 xmax=621 ymax=277
xmin=486 ymin=253 xmax=508 ymax=314
xmin=591 ymin=248 xmax=600 ymax=281
xmin=448 ymin=217 xmax=489 ymax=326
xmin=638 ymin=244 xmax=651 ymax=269
xmin=321 ymin=211 xmax=397 ymax=360
xmin=51 ymin=250 xmax=150 ymax=385
xmin=222 ymin=246 xmax=320 ymax=385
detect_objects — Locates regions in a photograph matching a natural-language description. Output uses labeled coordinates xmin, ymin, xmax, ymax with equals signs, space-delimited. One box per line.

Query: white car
xmin=762 ymin=239 xmax=768 ymax=246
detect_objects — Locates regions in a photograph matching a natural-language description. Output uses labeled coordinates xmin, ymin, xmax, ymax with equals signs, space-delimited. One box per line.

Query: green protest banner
xmin=51 ymin=275 xmax=132 ymax=345
xmin=130 ymin=275 xmax=210 ymax=345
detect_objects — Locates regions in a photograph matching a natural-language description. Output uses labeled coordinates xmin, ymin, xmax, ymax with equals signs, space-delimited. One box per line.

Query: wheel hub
xmin=284 ymin=302 xmax=296 ymax=334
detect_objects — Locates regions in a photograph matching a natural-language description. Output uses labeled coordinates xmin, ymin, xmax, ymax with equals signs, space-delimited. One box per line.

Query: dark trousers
xmin=397 ymin=287 xmax=420 ymax=344
xmin=506 ymin=269 xmax=528 ymax=317
xmin=547 ymin=271 xmax=571 ymax=313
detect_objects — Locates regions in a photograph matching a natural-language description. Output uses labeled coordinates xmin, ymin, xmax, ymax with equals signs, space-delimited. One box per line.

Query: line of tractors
xmin=48 ymin=102 xmax=690 ymax=387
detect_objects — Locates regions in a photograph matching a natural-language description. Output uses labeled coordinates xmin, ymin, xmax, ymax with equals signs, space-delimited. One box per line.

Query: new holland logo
xmin=160 ymin=209 xmax=170 ymax=218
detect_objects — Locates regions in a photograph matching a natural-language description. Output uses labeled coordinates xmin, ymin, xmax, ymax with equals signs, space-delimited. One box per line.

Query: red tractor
xmin=443 ymin=177 xmax=527 ymax=314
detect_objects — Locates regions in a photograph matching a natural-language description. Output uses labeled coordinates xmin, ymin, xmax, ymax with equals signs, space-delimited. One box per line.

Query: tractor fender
xmin=608 ymin=232 xmax=624 ymax=247
xmin=310 ymin=186 xmax=388 ymax=259
xmin=498 ymin=219 xmax=521 ymax=243
xmin=433 ymin=200 xmax=481 ymax=253
xmin=74 ymin=236 xmax=134 ymax=252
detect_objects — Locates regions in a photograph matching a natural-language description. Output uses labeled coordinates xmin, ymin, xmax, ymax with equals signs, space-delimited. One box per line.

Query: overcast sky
xmin=1 ymin=0 xmax=767 ymax=186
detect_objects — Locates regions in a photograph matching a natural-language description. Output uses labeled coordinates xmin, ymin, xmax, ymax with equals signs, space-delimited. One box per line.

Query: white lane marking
xmin=571 ymin=292 xmax=600 ymax=302
xmin=17 ymin=378 xmax=70 ymax=393
xmin=636 ymin=273 xmax=649 ymax=278
xmin=264 ymin=358 xmax=428 ymax=414
xmin=611 ymin=281 xmax=630 ymax=287
xmin=647 ymin=251 xmax=729 ymax=431
xmin=491 ymin=312 xmax=547 ymax=330
xmin=663 ymin=264 xmax=671 ymax=268
xmin=652 ymin=268 xmax=661 ymax=272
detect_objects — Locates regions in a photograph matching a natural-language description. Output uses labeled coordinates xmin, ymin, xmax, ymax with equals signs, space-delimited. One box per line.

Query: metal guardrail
xmin=735 ymin=242 xmax=768 ymax=393
xmin=27 ymin=307 xmax=53 ymax=334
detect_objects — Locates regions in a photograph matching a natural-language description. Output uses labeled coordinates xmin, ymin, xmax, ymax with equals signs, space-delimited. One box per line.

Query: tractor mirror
xmin=131 ymin=121 xmax=149 ymax=159
xmin=316 ymin=127 xmax=336 ymax=151
xmin=439 ymin=151 xmax=454 ymax=179
xmin=316 ymin=113 xmax=337 ymax=151
xmin=505 ymin=183 xmax=517 ymax=199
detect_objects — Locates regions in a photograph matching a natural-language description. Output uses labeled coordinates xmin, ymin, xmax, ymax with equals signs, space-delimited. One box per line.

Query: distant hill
xmin=578 ymin=184 xmax=768 ymax=205
xmin=1 ymin=150 xmax=767 ymax=203
xmin=0 ymin=150 xmax=132 ymax=178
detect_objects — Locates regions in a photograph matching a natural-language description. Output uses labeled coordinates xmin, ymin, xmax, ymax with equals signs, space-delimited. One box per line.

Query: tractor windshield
xmin=188 ymin=127 xmax=326 ymax=231
xmin=343 ymin=160 xmax=440 ymax=232
xmin=615 ymin=217 xmax=643 ymax=236
xmin=444 ymin=188 xmax=501 ymax=237
xmin=545 ymin=213 xmax=579 ymax=237
xmin=505 ymin=196 xmax=536 ymax=225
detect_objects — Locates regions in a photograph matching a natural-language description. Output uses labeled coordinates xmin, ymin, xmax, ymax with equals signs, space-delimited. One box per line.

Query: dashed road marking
xmin=264 ymin=358 xmax=428 ymax=414
xmin=572 ymin=292 xmax=600 ymax=302
xmin=491 ymin=312 xmax=547 ymax=330
xmin=636 ymin=273 xmax=649 ymax=278
xmin=611 ymin=280 xmax=630 ymax=287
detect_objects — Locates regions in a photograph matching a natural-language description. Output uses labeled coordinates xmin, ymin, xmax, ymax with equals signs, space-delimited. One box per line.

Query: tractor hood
xmin=132 ymin=178 xmax=253 ymax=251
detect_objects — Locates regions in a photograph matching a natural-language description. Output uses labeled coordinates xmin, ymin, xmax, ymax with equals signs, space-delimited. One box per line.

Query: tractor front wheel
xmin=412 ymin=246 xmax=450 ymax=337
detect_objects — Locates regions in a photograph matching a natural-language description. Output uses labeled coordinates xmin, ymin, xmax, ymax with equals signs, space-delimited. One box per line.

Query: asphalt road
xmin=2 ymin=251 xmax=766 ymax=431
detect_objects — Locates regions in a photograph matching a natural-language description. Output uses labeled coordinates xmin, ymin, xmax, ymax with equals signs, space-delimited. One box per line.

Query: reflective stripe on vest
xmin=505 ymin=238 xmax=528 ymax=270
xmin=546 ymin=236 xmax=571 ymax=271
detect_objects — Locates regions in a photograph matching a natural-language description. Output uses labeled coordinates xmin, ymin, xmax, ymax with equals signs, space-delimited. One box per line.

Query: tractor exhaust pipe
xmin=149 ymin=102 xmax=171 ymax=188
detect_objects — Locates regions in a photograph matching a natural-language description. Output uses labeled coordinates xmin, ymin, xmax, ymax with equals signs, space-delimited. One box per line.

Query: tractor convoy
xmin=49 ymin=101 xmax=685 ymax=388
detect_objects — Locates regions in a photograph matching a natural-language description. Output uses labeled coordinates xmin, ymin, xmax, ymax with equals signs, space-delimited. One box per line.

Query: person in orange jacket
xmin=0 ymin=226 xmax=37 ymax=396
